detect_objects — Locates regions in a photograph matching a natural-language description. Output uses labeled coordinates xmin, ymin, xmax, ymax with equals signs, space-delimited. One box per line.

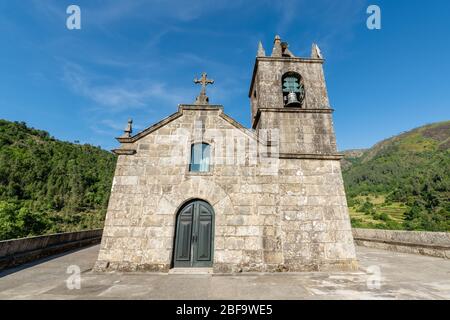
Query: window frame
xmin=188 ymin=142 xmax=213 ymax=175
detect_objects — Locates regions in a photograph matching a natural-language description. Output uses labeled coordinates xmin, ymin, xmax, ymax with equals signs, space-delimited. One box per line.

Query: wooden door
xmin=173 ymin=200 xmax=214 ymax=268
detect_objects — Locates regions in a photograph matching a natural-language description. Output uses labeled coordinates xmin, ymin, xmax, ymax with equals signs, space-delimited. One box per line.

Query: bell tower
xmin=249 ymin=35 xmax=338 ymax=156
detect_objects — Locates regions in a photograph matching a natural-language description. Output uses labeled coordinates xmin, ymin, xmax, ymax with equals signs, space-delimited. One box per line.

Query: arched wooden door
xmin=173 ymin=200 xmax=214 ymax=268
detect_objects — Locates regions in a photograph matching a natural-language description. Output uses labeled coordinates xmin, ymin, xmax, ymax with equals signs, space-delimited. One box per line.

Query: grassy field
xmin=348 ymin=195 xmax=408 ymax=229
xmin=343 ymin=121 xmax=450 ymax=231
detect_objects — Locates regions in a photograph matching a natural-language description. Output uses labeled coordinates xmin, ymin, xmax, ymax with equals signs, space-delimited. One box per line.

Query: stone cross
xmin=194 ymin=72 xmax=214 ymax=104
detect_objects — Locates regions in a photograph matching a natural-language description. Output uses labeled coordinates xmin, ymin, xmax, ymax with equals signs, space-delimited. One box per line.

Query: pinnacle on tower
xmin=271 ymin=35 xmax=282 ymax=57
xmin=257 ymin=41 xmax=266 ymax=57
xmin=271 ymin=35 xmax=295 ymax=57
xmin=311 ymin=43 xmax=323 ymax=59
xmin=280 ymin=41 xmax=295 ymax=57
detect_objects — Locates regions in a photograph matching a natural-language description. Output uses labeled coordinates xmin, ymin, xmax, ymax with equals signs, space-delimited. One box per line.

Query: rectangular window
xmin=189 ymin=143 xmax=210 ymax=172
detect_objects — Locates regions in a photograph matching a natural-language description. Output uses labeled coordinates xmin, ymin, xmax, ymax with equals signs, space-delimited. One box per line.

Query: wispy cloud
xmin=28 ymin=0 xmax=246 ymax=28
xmin=99 ymin=118 xmax=144 ymax=131
xmin=88 ymin=118 xmax=144 ymax=139
xmin=87 ymin=0 xmax=246 ymax=24
xmin=266 ymin=0 xmax=368 ymax=57
xmin=61 ymin=61 xmax=195 ymax=111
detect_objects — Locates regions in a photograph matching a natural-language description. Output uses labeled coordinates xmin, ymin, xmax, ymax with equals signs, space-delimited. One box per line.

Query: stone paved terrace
xmin=0 ymin=245 xmax=449 ymax=300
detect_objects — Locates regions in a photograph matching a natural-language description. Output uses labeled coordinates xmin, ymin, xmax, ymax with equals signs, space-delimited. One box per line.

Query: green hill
xmin=0 ymin=119 xmax=116 ymax=240
xmin=342 ymin=121 xmax=450 ymax=231
xmin=0 ymin=118 xmax=448 ymax=240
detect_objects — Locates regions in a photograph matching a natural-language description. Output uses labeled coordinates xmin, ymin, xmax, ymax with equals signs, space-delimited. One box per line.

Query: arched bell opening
xmin=282 ymin=72 xmax=305 ymax=108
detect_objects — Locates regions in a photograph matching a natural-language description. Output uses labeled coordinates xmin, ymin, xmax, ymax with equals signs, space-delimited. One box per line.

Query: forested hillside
xmin=342 ymin=121 xmax=450 ymax=232
xmin=0 ymin=119 xmax=116 ymax=240
xmin=0 ymin=118 xmax=448 ymax=240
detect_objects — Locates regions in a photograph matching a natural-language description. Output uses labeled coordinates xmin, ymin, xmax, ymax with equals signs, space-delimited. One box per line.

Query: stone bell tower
xmin=249 ymin=35 xmax=337 ymax=156
xmin=248 ymin=36 xmax=358 ymax=271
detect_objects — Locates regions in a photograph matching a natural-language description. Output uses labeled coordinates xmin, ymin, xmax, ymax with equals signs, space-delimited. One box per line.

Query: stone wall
xmin=0 ymin=229 xmax=103 ymax=271
xmin=353 ymin=228 xmax=450 ymax=259
xmin=255 ymin=110 xmax=337 ymax=154
xmin=250 ymin=58 xmax=329 ymax=120
xmin=277 ymin=159 xmax=356 ymax=271
xmin=94 ymin=106 xmax=357 ymax=273
xmin=250 ymin=57 xmax=336 ymax=156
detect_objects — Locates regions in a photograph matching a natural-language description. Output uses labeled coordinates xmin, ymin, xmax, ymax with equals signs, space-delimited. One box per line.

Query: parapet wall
xmin=0 ymin=229 xmax=103 ymax=271
xmin=352 ymin=228 xmax=450 ymax=259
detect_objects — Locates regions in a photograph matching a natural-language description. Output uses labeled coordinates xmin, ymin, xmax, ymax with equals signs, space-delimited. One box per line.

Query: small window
xmin=189 ymin=143 xmax=210 ymax=172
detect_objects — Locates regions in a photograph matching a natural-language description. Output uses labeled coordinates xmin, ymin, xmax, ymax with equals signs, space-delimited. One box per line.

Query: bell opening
xmin=282 ymin=72 xmax=304 ymax=108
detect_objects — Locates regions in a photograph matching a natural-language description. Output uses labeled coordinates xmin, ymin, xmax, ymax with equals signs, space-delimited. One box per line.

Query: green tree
xmin=0 ymin=119 xmax=117 ymax=240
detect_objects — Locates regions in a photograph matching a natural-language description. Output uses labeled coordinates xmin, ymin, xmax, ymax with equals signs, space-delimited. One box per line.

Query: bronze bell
xmin=285 ymin=92 xmax=302 ymax=108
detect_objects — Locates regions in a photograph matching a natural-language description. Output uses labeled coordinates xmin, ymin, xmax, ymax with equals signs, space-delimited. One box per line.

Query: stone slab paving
xmin=0 ymin=245 xmax=449 ymax=300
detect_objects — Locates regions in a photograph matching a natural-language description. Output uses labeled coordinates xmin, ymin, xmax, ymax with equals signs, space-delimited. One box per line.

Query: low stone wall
xmin=0 ymin=229 xmax=103 ymax=271
xmin=352 ymin=228 xmax=450 ymax=259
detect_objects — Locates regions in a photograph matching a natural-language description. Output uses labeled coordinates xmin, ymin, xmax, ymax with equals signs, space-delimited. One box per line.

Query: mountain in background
xmin=342 ymin=121 xmax=450 ymax=231
xmin=0 ymin=118 xmax=448 ymax=241
xmin=340 ymin=149 xmax=367 ymax=171
xmin=0 ymin=119 xmax=116 ymax=240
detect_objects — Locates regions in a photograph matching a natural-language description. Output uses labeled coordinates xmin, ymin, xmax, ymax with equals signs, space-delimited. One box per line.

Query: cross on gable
xmin=193 ymin=72 xmax=214 ymax=105
xmin=194 ymin=72 xmax=214 ymax=94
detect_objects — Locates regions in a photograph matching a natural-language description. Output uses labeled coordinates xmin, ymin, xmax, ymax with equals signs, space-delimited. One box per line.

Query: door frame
xmin=171 ymin=199 xmax=215 ymax=268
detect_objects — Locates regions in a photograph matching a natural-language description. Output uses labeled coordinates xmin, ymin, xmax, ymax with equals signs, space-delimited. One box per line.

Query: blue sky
xmin=0 ymin=0 xmax=449 ymax=151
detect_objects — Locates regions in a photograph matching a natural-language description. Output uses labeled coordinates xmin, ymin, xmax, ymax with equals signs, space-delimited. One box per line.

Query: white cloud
xmin=100 ymin=119 xmax=125 ymax=131
xmin=35 ymin=0 xmax=245 ymax=27
xmin=61 ymin=62 xmax=195 ymax=111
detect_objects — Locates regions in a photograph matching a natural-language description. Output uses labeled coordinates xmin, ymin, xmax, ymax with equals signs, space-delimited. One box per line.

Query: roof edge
xmin=115 ymin=104 xmax=265 ymax=145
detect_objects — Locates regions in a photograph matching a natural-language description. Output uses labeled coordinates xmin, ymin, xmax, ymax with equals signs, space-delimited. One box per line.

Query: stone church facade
xmin=94 ymin=36 xmax=358 ymax=273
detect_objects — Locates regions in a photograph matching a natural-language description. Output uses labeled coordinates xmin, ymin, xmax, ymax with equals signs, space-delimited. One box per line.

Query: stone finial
xmin=271 ymin=35 xmax=282 ymax=57
xmin=257 ymin=41 xmax=266 ymax=57
xmin=121 ymin=118 xmax=133 ymax=138
xmin=311 ymin=43 xmax=323 ymax=59
xmin=194 ymin=72 xmax=214 ymax=105
xmin=280 ymin=41 xmax=295 ymax=57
